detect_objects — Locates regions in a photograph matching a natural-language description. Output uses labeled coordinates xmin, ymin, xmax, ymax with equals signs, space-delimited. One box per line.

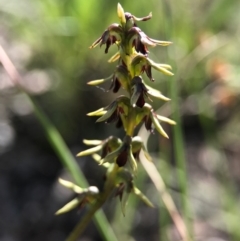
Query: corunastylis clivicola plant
xmin=56 ymin=3 xmax=175 ymax=237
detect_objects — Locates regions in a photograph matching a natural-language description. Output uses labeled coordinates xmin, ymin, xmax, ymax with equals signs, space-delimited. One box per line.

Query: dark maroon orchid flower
xmin=90 ymin=23 xmax=122 ymax=53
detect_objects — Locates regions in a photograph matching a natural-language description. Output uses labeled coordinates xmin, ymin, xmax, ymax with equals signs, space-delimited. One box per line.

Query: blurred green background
xmin=0 ymin=0 xmax=240 ymax=240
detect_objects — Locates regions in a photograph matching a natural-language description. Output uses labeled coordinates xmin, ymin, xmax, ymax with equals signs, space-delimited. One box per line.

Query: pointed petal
xmin=83 ymin=139 xmax=103 ymax=146
xmin=58 ymin=178 xmax=83 ymax=193
xmin=148 ymin=90 xmax=170 ymax=101
xmin=156 ymin=115 xmax=176 ymax=125
xmin=151 ymin=113 xmax=169 ymax=138
xmin=55 ymin=198 xmax=80 ymax=215
xmin=92 ymin=153 xmax=101 ymax=161
xmin=89 ymin=37 xmax=102 ymax=49
xmin=96 ymin=101 xmax=118 ymax=122
xmin=117 ymin=3 xmax=126 ymax=25
xmin=108 ymin=52 xmax=120 ymax=63
xmin=149 ymin=39 xmax=172 ymax=46
xmin=140 ymin=33 xmax=157 ymax=47
xmin=87 ymin=108 xmax=106 ymax=116
xmin=147 ymin=89 xmax=170 ymax=101
xmin=133 ymin=187 xmax=154 ymax=208
xmin=158 ymin=64 xmax=172 ymax=70
xmin=144 ymin=83 xmax=170 ymax=101
xmin=152 ymin=65 xmax=174 ymax=76
xmin=96 ymin=109 xmax=115 ymax=122
xmin=87 ymin=75 xmax=113 ymax=85
xmin=132 ymin=12 xmax=152 ymax=22
xmin=77 ymin=145 xmax=102 ymax=156
xmin=92 ymin=154 xmax=110 ymax=168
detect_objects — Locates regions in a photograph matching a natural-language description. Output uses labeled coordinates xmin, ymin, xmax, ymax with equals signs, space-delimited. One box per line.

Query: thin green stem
xmin=160 ymin=0 xmax=193 ymax=238
xmin=30 ymin=97 xmax=87 ymax=186
xmin=66 ymin=164 xmax=119 ymax=241
xmin=66 ymin=198 xmax=108 ymax=241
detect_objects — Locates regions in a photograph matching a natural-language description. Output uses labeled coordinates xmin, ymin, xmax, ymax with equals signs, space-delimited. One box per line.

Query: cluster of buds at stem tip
xmin=56 ymin=3 xmax=176 ymax=216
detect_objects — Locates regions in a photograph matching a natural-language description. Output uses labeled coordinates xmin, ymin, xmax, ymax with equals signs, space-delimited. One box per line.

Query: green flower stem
xmin=66 ymin=164 xmax=119 ymax=241
xmin=158 ymin=0 xmax=193 ymax=238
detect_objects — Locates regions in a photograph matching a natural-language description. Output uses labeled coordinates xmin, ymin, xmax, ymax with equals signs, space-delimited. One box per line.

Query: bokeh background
xmin=0 ymin=0 xmax=240 ymax=240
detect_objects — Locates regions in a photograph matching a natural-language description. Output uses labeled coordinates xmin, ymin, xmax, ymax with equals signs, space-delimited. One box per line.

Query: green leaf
xmin=148 ymin=59 xmax=174 ymax=76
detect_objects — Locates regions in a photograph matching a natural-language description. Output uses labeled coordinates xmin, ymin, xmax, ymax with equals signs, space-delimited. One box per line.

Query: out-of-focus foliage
xmin=1 ymin=0 xmax=240 ymax=240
